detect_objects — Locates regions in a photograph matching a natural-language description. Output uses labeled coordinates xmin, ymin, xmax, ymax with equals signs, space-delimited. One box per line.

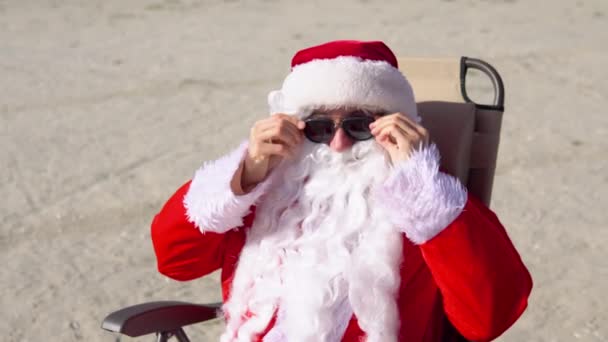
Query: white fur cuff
xmin=183 ymin=141 xmax=271 ymax=233
xmin=375 ymin=144 xmax=467 ymax=245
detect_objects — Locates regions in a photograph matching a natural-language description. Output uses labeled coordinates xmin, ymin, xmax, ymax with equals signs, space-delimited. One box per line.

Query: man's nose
xmin=329 ymin=127 xmax=354 ymax=152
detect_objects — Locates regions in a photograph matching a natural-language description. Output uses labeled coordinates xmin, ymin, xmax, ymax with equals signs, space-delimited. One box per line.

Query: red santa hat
xmin=268 ymin=40 xmax=420 ymax=122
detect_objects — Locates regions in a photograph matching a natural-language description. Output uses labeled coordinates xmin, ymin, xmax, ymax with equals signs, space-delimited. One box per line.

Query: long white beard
xmin=221 ymin=141 xmax=404 ymax=342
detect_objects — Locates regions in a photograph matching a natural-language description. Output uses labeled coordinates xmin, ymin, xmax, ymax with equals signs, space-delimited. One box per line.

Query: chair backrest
xmin=398 ymin=57 xmax=505 ymax=206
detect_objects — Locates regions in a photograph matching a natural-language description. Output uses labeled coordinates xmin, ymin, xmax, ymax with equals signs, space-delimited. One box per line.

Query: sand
xmin=1 ymin=0 xmax=607 ymax=341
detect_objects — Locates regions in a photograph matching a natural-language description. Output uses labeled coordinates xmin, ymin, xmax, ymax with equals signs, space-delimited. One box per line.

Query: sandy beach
xmin=1 ymin=0 xmax=607 ymax=341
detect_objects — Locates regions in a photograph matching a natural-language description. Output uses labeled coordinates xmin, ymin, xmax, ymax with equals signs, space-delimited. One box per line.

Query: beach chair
xmin=101 ymin=57 xmax=506 ymax=341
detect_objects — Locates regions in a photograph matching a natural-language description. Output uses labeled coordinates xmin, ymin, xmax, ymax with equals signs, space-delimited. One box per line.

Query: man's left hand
xmin=369 ymin=113 xmax=430 ymax=165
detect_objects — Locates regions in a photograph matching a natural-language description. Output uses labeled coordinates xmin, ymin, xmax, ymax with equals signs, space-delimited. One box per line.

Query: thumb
xmin=376 ymin=136 xmax=399 ymax=158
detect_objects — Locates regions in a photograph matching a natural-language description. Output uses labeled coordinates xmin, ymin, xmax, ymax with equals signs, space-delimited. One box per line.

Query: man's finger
xmin=372 ymin=113 xmax=424 ymax=135
xmin=371 ymin=118 xmax=421 ymax=140
xmin=271 ymin=113 xmax=306 ymax=130
xmin=261 ymin=121 xmax=302 ymax=146
xmin=377 ymin=125 xmax=411 ymax=149
xmin=257 ymin=128 xmax=299 ymax=150
xmin=374 ymin=132 xmax=398 ymax=154
xmin=396 ymin=114 xmax=428 ymax=139
xmin=388 ymin=112 xmax=420 ymax=127
xmin=254 ymin=115 xmax=303 ymax=136
xmin=258 ymin=142 xmax=292 ymax=159
xmin=252 ymin=118 xmax=278 ymax=138
xmin=255 ymin=117 xmax=303 ymax=143
xmin=277 ymin=120 xmax=304 ymax=143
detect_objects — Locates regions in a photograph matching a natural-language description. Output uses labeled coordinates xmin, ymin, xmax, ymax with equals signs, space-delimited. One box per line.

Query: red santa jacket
xmin=151 ymin=144 xmax=532 ymax=342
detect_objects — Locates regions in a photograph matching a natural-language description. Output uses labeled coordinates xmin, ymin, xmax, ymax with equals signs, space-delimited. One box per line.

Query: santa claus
xmin=151 ymin=40 xmax=532 ymax=342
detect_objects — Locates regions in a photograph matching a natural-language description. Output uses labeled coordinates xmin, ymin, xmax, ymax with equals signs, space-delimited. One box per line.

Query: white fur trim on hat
xmin=268 ymin=56 xmax=420 ymax=122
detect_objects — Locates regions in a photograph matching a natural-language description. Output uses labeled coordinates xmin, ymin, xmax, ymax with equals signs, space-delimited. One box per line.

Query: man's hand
xmin=370 ymin=113 xmax=430 ymax=165
xmin=233 ymin=114 xmax=305 ymax=194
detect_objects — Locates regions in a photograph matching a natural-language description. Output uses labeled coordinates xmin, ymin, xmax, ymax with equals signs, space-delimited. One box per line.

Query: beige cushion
xmin=398 ymin=57 xmax=464 ymax=103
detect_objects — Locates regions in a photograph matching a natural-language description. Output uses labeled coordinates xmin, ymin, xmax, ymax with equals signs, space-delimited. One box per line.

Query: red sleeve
xmin=420 ymin=195 xmax=533 ymax=341
xmin=151 ymin=181 xmax=227 ymax=281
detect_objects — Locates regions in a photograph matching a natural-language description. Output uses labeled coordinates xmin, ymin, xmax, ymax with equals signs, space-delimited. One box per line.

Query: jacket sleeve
xmin=151 ymin=181 xmax=227 ymax=281
xmin=375 ymin=144 xmax=532 ymax=341
xmin=151 ymin=141 xmax=271 ymax=281
xmin=421 ymin=196 xmax=532 ymax=341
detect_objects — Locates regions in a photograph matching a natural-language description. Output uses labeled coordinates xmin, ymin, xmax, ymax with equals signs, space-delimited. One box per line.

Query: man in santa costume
xmin=151 ymin=40 xmax=533 ymax=342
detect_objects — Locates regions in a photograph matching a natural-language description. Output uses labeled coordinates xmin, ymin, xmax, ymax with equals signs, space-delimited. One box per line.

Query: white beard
xmin=221 ymin=140 xmax=404 ymax=342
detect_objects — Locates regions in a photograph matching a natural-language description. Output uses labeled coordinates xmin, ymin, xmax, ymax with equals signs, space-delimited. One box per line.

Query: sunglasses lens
xmin=304 ymin=119 xmax=335 ymax=143
xmin=342 ymin=117 xmax=374 ymax=140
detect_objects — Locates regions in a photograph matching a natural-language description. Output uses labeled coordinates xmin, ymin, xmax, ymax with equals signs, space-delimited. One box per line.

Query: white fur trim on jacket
xmin=183 ymin=141 xmax=272 ymax=233
xmin=374 ymin=144 xmax=467 ymax=245
xmin=268 ymin=56 xmax=420 ymax=123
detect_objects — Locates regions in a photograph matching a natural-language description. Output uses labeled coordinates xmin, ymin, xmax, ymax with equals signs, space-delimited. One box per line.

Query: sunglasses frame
xmin=303 ymin=111 xmax=381 ymax=143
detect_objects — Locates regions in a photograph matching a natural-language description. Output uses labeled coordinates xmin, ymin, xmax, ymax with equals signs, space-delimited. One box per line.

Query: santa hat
xmin=268 ymin=40 xmax=420 ymax=122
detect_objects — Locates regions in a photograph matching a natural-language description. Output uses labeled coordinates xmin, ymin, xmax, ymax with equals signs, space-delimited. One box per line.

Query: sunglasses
xmin=303 ymin=111 xmax=379 ymax=144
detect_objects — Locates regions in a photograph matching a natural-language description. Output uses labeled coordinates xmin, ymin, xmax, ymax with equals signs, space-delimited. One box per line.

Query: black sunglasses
xmin=303 ymin=111 xmax=378 ymax=144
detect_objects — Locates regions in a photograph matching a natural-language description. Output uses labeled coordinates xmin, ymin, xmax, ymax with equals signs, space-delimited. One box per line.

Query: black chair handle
xmin=460 ymin=57 xmax=505 ymax=111
xmin=101 ymin=301 xmax=222 ymax=339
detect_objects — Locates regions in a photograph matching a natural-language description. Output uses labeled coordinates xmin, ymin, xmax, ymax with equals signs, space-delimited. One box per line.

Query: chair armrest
xmin=101 ymin=301 xmax=222 ymax=337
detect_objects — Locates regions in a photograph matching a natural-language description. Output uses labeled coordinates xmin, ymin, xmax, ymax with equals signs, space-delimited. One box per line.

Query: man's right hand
xmin=232 ymin=114 xmax=305 ymax=195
